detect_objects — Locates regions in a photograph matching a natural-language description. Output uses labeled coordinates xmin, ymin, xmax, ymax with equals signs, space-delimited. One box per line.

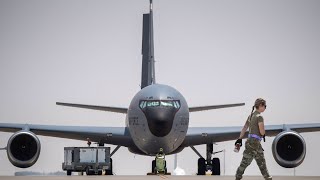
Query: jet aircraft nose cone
xmin=145 ymin=106 xmax=176 ymax=137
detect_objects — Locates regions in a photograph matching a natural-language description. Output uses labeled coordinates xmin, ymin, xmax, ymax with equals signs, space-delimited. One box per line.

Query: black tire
xmin=105 ymin=169 xmax=113 ymax=175
xmin=86 ymin=167 xmax=94 ymax=176
xmin=90 ymin=170 xmax=95 ymax=175
xmin=105 ymin=158 xmax=113 ymax=175
xmin=197 ymin=158 xmax=206 ymax=175
xmin=164 ymin=160 xmax=167 ymax=174
xmin=67 ymin=170 xmax=72 ymax=176
xmin=86 ymin=168 xmax=91 ymax=176
xmin=152 ymin=160 xmax=156 ymax=173
xmin=212 ymin=158 xmax=221 ymax=175
xmin=97 ymin=170 xmax=103 ymax=175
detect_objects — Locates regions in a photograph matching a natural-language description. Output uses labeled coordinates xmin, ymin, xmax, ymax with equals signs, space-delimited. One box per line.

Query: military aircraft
xmin=1 ymin=0 xmax=320 ymax=175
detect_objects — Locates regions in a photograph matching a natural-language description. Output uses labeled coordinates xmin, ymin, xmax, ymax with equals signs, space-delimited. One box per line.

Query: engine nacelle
xmin=7 ymin=131 xmax=41 ymax=168
xmin=272 ymin=130 xmax=306 ymax=168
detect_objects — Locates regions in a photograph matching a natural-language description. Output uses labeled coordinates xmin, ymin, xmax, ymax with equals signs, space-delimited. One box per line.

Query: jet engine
xmin=7 ymin=130 xmax=41 ymax=168
xmin=272 ymin=130 xmax=306 ymax=168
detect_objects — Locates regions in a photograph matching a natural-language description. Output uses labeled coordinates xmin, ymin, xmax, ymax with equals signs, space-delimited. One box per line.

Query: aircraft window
xmin=160 ymin=100 xmax=180 ymax=109
xmin=173 ymin=101 xmax=180 ymax=108
xmin=147 ymin=101 xmax=160 ymax=107
xmin=140 ymin=101 xmax=147 ymax=109
xmin=139 ymin=100 xmax=180 ymax=109
xmin=160 ymin=101 xmax=174 ymax=107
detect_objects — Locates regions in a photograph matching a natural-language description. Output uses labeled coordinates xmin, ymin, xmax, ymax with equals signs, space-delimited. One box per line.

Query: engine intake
xmin=7 ymin=131 xmax=41 ymax=168
xmin=272 ymin=131 xmax=306 ymax=168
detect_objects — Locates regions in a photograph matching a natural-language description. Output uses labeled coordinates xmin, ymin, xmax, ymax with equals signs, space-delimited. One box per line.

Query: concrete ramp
xmin=1 ymin=176 xmax=320 ymax=180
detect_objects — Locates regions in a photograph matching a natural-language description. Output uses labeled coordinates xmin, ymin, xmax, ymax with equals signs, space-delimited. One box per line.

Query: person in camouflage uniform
xmin=235 ymin=98 xmax=272 ymax=180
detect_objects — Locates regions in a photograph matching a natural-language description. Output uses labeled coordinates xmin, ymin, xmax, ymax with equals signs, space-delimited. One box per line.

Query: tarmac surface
xmin=0 ymin=176 xmax=319 ymax=180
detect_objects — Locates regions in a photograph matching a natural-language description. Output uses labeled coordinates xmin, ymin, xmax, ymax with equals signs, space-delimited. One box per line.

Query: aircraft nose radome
xmin=145 ymin=106 xmax=176 ymax=137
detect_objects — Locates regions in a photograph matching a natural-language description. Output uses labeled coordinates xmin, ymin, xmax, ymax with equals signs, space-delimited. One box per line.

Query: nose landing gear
xmin=147 ymin=148 xmax=171 ymax=175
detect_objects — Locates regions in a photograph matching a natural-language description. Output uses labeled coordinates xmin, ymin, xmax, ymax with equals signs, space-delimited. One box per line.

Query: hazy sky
xmin=0 ymin=0 xmax=320 ymax=176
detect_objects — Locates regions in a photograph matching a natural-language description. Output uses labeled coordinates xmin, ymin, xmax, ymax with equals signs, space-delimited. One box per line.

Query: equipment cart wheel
xmin=97 ymin=169 xmax=103 ymax=175
xmin=67 ymin=170 xmax=72 ymax=176
xmin=86 ymin=167 xmax=94 ymax=175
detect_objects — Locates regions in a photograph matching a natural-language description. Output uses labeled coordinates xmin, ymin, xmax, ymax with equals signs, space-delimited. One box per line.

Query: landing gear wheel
xmin=212 ymin=158 xmax=220 ymax=175
xmin=67 ymin=170 xmax=72 ymax=176
xmin=105 ymin=158 xmax=113 ymax=175
xmin=165 ymin=160 xmax=167 ymax=174
xmin=197 ymin=158 xmax=206 ymax=175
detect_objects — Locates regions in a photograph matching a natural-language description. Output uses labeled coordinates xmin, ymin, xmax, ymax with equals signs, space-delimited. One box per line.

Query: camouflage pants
xmin=235 ymin=138 xmax=271 ymax=180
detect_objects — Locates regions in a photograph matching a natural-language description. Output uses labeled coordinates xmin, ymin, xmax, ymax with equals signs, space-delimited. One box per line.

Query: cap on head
xmin=254 ymin=98 xmax=266 ymax=108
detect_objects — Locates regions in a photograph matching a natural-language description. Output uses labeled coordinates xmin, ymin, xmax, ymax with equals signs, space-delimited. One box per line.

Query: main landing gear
xmin=191 ymin=144 xmax=221 ymax=175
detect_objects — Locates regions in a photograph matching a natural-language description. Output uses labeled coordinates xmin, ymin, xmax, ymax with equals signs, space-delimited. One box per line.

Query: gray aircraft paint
xmin=127 ymin=84 xmax=189 ymax=155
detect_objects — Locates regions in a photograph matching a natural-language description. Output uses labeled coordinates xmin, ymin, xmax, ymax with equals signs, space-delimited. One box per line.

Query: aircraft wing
xmin=189 ymin=103 xmax=245 ymax=112
xmin=0 ymin=123 xmax=133 ymax=147
xmin=182 ymin=123 xmax=320 ymax=147
xmin=56 ymin=102 xmax=128 ymax=114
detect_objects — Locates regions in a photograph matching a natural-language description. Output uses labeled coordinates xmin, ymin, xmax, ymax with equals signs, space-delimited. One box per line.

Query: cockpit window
xmin=173 ymin=101 xmax=180 ymax=109
xmin=147 ymin=101 xmax=160 ymax=107
xmin=139 ymin=100 xmax=181 ymax=109
xmin=160 ymin=101 xmax=173 ymax=107
xmin=139 ymin=101 xmax=147 ymax=109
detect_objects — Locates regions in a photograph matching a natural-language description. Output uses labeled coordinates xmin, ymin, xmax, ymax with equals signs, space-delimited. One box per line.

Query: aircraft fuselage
xmin=126 ymin=84 xmax=189 ymax=155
